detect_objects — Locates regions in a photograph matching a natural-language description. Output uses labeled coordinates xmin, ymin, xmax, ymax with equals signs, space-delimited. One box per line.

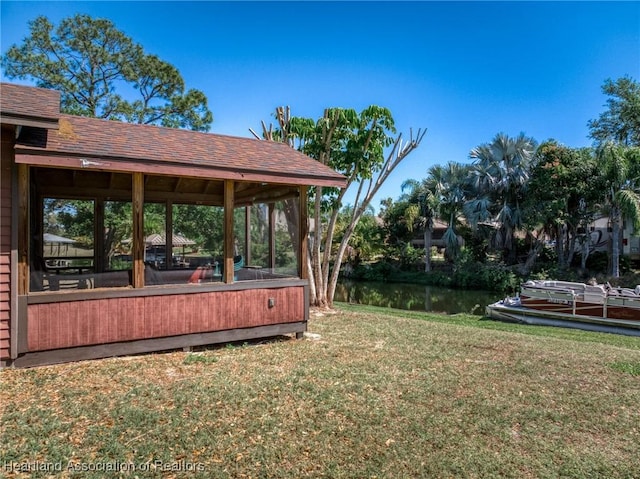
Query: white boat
xmin=485 ymin=280 xmax=640 ymax=336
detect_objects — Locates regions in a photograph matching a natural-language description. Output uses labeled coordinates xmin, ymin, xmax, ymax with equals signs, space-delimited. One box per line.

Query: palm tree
xmin=597 ymin=142 xmax=640 ymax=277
xmin=425 ymin=162 xmax=469 ymax=261
xmin=400 ymin=179 xmax=438 ymax=271
xmin=465 ymin=133 xmax=537 ymax=264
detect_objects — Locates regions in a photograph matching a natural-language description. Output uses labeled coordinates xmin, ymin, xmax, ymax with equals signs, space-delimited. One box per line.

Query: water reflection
xmin=335 ymin=280 xmax=502 ymax=316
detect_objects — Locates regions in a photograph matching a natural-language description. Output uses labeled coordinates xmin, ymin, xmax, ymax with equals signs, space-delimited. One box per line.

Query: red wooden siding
xmin=1 ymin=130 xmax=13 ymax=360
xmin=27 ymin=286 xmax=305 ymax=352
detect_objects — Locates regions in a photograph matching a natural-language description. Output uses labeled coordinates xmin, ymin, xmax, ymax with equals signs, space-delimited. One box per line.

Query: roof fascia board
xmin=15 ymin=151 xmax=347 ymax=188
xmin=1 ymin=113 xmax=59 ymax=130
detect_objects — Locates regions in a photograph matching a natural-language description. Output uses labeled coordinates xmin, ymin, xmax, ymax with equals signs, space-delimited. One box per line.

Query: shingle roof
xmin=4 ymin=82 xmax=346 ymax=187
xmin=0 ymin=83 xmax=60 ymax=128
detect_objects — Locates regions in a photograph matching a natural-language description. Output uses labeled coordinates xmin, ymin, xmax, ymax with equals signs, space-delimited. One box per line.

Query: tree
xmin=255 ymin=106 xmax=426 ymax=307
xmin=334 ymin=205 xmax=383 ymax=267
xmin=524 ymin=141 xmax=600 ymax=272
xmin=588 ymin=76 xmax=640 ymax=147
xmin=44 ymin=199 xmax=94 ymax=245
xmin=399 ymin=179 xmax=438 ymax=271
xmin=173 ymin=204 xmax=225 ymax=257
xmin=1 ymin=14 xmax=212 ymax=131
xmin=426 ymin=162 xmax=469 ymax=261
xmin=379 ymin=196 xmax=416 ymax=248
xmin=596 ymin=143 xmax=640 ymax=277
xmin=465 ymin=133 xmax=537 ymax=264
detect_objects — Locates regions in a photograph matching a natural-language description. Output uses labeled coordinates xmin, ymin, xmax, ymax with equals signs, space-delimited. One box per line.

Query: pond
xmin=334 ymin=280 xmax=503 ymax=316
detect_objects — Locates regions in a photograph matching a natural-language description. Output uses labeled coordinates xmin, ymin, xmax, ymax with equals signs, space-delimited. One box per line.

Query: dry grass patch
xmin=1 ymin=306 xmax=639 ymax=478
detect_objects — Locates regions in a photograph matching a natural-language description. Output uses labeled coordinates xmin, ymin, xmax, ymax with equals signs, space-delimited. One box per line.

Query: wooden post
xmin=34 ymin=195 xmax=43 ymax=258
xmin=245 ymin=205 xmax=251 ymax=266
xmin=132 ymin=173 xmax=144 ymax=288
xmin=298 ymin=186 xmax=308 ymax=280
xmin=17 ymin=164 xmax=29 ymax=295
xmin=95 ymin=198 xmax=104 ymax=273
xmin=268 ymin=203 xmax=276 ymax=270
xmin=9 ymin=150 xmax=19 ymax=358
xmin=223 ymin=180 xmax=235 ymax=283
xmin=166 ymin=200 xmax=173 ymax=270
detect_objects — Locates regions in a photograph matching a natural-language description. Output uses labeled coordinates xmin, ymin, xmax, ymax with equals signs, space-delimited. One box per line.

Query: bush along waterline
xmin=340 ymin=246 xmax=640 ymax=295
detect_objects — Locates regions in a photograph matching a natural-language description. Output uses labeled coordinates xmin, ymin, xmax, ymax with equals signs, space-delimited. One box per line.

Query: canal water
xmin=334 ymin=280 xmax=503 ymax=316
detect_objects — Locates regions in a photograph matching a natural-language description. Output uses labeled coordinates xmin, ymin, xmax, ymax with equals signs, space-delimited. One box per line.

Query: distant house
xmin=586 ymin=216 xmax=640 ymax=261
xmin=409 ymin=219 xmax=464 ymax=250
xmin=623 ymin=222 xmax=640 ymax=260
xmin=0 ymin=82 xmax=346 ymax=367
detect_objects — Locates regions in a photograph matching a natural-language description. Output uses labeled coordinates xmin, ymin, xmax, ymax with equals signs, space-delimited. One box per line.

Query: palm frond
xmin=616 ymin=189 xmax=640 ymax=231
xmin=401 ymin=179 xmax=420 ymax=195
xmin=463 ymin=197 xmax=492 ymax=227
xmin=496 ymin=203 xmax=513 ymax=225
xmin=442 ymin=226 xmax=460 ymax=260
xmin=403 ymin=204 xmax=420 ymax=233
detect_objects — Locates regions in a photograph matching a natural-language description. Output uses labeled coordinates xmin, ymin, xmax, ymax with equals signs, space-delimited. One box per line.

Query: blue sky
xmin=2 ymin=1 xmax=639 ymax=211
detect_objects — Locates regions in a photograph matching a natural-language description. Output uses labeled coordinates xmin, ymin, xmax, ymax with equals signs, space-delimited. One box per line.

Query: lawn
xmin=1 ymin=305 xmax=639 ymax=478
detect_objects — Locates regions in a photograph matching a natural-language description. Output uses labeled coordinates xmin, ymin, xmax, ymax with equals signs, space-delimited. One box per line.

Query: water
xmin=334 ymin=280 xmax=502 ymax=316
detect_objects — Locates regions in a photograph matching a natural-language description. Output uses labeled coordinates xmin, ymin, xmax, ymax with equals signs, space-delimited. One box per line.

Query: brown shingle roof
xmin=5 ymin=83 xmax=345 ymax=187
xmin=0 ymin=83 xmax=60 ymax=128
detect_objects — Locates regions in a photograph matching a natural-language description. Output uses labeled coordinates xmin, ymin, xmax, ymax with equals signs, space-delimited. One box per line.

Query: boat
xmin=485 ymin=280 xmax=640 ymax=336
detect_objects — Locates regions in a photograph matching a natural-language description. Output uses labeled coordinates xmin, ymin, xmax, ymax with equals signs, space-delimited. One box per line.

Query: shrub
xmin=538 ymin=245 xmax=557 ymax=264
xmin=399 ymin=243 xmax=424 ymax=270
xmin=584 ymin=251 xmax=607 ymax=272
xmin=450 ymin=249 xmax=519 ymax=293
xmin=350 ymin=261 xmax=396 ymax=282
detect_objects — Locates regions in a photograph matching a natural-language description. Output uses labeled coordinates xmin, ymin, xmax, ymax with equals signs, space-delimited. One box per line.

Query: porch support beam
xmin=245 ymin=206 xmax=251 ymax=265
xmin=9 ymin=136 xmax=19 ymax=358
xmin=299 ymin=186 xmax=308 ymax=280
xmin=269 ymin=203 xmax=276 ymax=270
xmin=132 ymin=172 xmax=144 ymax=288
xmin=95 ymin=199 xmax=105 ymax=273
xmin=166 ymin=200 xmax=173 ymax=270
xmin=223 ymin=180 xmax=235 ymax=283
xmin=17 ymin=164 xmax=29 ymax=295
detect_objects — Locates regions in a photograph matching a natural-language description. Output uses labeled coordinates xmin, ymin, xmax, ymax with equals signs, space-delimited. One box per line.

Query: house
xmin=409 ymin=218 xmax=464 ymax=251
xmin=0 ymin=82 xmax=346 ymax=367
xmin=586 ymin=216 xmax=640 ymax=261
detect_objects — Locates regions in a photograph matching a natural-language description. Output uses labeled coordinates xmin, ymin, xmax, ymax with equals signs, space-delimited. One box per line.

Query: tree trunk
xmin=307 ymin=249 xmax=318 ymax=305
xmin=566 ymin=230 xmax=576 ymax=267
xmin=556 ymin=224 xmax=568 ymax=269
xmin=521 ymin=238 xmax=544 ymax=276
xmin=503 ymin=224 xmax=516 ymax=264
xmin=611 ymin=208 xmax=621 ymax=278
xmin=424 ymin=226 xmax=432 ymax=272
xmin=327 ymin=206 xmax=367 ymax=306
xmin=580 ymin=232 xmax=590 ymax=271
xmin=327 ymin=233 xmax=353 ymax=306
xmin=311 ymin=186 xmax=327 ymax=307
xmin=554 ymin=225 xmax=562 ymax=268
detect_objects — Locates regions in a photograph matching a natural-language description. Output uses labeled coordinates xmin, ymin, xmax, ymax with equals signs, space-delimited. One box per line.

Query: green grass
xmin=182 ymin=353 xmax=219 ymax=365
xmin=1 ymin=305 xmax=639 ymax=478
xmin=609 ymin=361 xmax=640 ymax=376
xmin=337 ymin=302 xmax=640 ymax=350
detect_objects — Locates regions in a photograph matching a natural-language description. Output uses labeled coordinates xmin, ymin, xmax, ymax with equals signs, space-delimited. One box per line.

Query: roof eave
xmin=15 ymin=149 xmax=347 ymax=189
xmin=0 ymin=113 xmax=59 ymax=130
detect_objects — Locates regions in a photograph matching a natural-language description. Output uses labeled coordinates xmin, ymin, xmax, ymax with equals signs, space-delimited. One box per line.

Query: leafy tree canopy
xmin=256 ymin=105 xmax=425 ymax=307
xmin=1 ymin=14 xmax=213 ymax=131
xmin=379 ymin=196 xmax=415 ymax=246
xmin=596 ymin=142 xmax=640 ymax=277
xmin=525 ymin=141 xmax=600 ymax=229
xmin=588 ymin=76 xmax=640 ymax=146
